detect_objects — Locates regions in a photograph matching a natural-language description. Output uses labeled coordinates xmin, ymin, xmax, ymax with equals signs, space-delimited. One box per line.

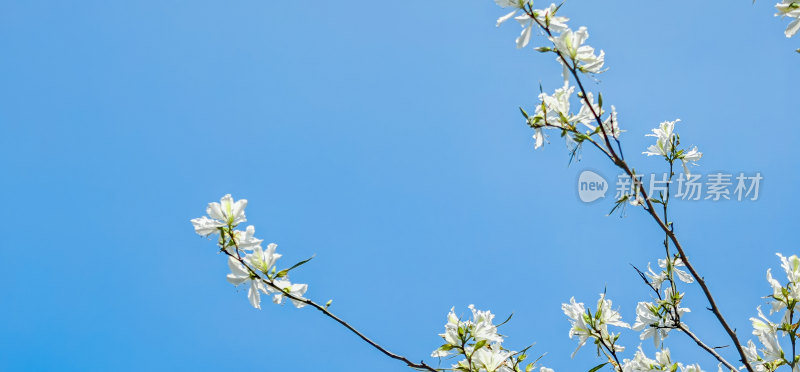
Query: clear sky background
xmin=0 ymin=1 xmax=797 ymax=371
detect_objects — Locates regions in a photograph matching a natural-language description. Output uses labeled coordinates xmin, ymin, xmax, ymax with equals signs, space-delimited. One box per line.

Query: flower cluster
xmin=191 ymin=194 xmax=309 ymax=310
xmin=431 ymin=305 xmax=548 ymax=372
xmin=562 ymin=294 xmax=629 ymax=358
xmin=642 ymin=119 xmax=703 ymax=175
xmin=775 ymin=1 xmax=800 ymax=38
xmin=628 ymin=256 xmax=694 ymax=347
xmin=744 ymin=253 xmax=800 ymax=371
xmin=496 ymin=2 xmax=617 ymax=154
xmin=621 ymin=347 xmax=705 ymax=372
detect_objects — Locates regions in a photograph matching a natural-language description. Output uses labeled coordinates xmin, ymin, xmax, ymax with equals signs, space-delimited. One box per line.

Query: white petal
xmin=516 ymin=24 xmax=533 ymax=48
xmin=248 ymin=280 xmax=261 ymax=309
xmin=496 ymin=10 xmax=517 ymax=27
xmin=786 ymin=18 xmax=800 ymax=37
xmin=206 ymin=202 xmax=224 ymax=221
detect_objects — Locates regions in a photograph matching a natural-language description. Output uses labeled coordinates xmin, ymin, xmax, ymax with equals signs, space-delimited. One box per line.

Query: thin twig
xmin=221 ymin=248 xmax=438 ymax=372
xmin=677 ymin=324 xmax=737 ymax=371
xmin=519 ymin=9 xmax=754 ymax=371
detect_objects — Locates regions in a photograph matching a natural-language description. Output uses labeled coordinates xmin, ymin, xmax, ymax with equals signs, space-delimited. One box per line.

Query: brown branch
xmin=628 ymin=163 xmax=752 ymax=371
xmin=677 ymin=324 xmax=737 ymax=371
xmin=221 ymin=247 xmax=438 ymax=372
xmin=518 ymin=8 xmax=754 ymax=371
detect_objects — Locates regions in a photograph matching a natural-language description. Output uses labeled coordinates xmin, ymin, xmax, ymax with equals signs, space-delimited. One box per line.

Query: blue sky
xmin=0 ymin=1 xmax=796 ymax=371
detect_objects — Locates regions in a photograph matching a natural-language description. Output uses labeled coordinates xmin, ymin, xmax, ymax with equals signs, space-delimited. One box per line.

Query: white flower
xmin=536 ymin=82 xmax=575 ymax=126
xmin=226 ymin=256 xmax=268 ymax=309
xmin=562 ymin=297 xmax=591 ymax=357
xmin=495 ymin=0 xmax=527 ymax=28
xmin=451 ymin=360 xmax=471 ymax=371
xmin=775 ymin=1 xmax=800 ymax=37
xmin=550 ymin=27 xmax=606 ymax=73
xmin=190 ymin=194 xmax=247 ymax=236
xmin=208 ymin=194 xmax=247 ymax=225
xmin=777 ymin=253 xmax=800 ymax=284
xmin=680 ymin=146 xmax=703 ymax=175
xmin=643 ymin=119 xmax=703 ymax=173
xmin=232 ymin=225 xmax=263 ymax=251
xmin=743 ymin=339 xmax=767 ymax=372
xmin=751 ymin=306 xmax=778 ymax=335
xmin=190 ymin=216 xmax=225 ymax=236
xmin=563 ymin=294 xmax=628 ymax=357
xmin=646 ymin=262 xmax=668 ymax=291
xmin=540 ymin=368 xmax=555 ymax=372
xmin=659 ymin=257 xmax=695 ymax=284
xmin=575 ymin=92 xmax=601 ymax=126
xmin=469 ymin=304 xmax=504 ymax=344
xmin=755 ymin=328 xmax=783 ymax=363
xmin=432 ymin=307 xmax=462 ymax=357
xmin=247 ymin=243 xmax=281 ymax=274
xmin=579 ymin=50 xmax=605 ymax=73
xmin=751 ymin=306 xmax=783 ymax=363
xmin=643 ymin=119 xmax=678 ymax=157
xmin=681 ymin=363 xmax=704 ymax=372
xmin=272 ymin=279 xmax=308 ymax=308
xmin=534 ymin=4 xmax=569 ymax=33
xmin=528 ymin=82 xmax=576 ymax=149
xmin=632 ymin=301 xmax=669 ymax=347
xmin=510 ymin=4 xmax=569 ymax=48
xmin=766 ymin=268 xmax=789 ymax=314
xmin=655 ymin=348 xmax=674 ymax=368
xmin=474 ymin=346 xmax=513 ymax=372
xmin=596 ymin=293 xmax=630 ymax=330
xmin=621 ymin=347 xmax=659 ymax=372
xmin=432 ymin=305 xmax=504 ymax=357
xmin=583 ymin=105 xmax=623 ymax=140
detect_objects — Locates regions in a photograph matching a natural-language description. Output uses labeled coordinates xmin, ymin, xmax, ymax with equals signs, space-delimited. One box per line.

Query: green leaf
xmin=587 ymin=362 xmax=608 ymax=372
xmin=497 ymin=312 xmax=514 ymax=327
xmin=598 ymin=92 xmax=603 ymax=109
xmin=474 ymin=339 xmax=487 ymax=351
xmin=520 ymin=107 xmax=529 ymax=119
xmin=276 ymin=255 xmax=316 ymax=277
xmin=287 ymin=255 xmax=315 ymax=272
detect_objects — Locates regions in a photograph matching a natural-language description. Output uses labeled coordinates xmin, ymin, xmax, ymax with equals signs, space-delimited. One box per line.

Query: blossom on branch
xmin=272 ymin=279 xmax=309 ymax=308
xmin=226 ymin=256 xmax=269 ymax=309
xmin=191 ymin=194 xmax=248 ymax=236
xmin=643 ymin=119 xmax=703 ymax=175
xmin=775 ymin=0 xmax=800 ymax=37
xmin=620 ymin=348 xmax=706 ymax=372
xmin=550 ymin=27 xmax=606 ymax=74
xmin=231 ymin=225 xmax=263 ymax=251
xmin=562 ymin=294 xmax=629 ymax=358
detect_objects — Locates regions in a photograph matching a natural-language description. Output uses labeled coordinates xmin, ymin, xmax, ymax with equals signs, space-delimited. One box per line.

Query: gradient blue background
xmin=0 ymin=1 xmax=796 ymax=371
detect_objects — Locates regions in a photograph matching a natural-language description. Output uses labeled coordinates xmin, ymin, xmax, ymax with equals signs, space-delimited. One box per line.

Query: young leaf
xmin=588 ymin=362 xmax=608 ymax=372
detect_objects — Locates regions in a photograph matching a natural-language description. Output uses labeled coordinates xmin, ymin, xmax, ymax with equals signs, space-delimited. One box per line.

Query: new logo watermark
xmin=576 ymin=169 xmax=763 ymax=203
xmin=578 ymin=170 xmax=608 ymax=203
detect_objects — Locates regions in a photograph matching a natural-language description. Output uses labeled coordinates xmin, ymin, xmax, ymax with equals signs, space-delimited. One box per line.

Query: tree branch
xmin=677 ymin=323 xmax=737 ymax=371
xmin=221 ymin=248 xmax=439 ymax=372
xmin=519 ymin=9 xmax=755 ymax=371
